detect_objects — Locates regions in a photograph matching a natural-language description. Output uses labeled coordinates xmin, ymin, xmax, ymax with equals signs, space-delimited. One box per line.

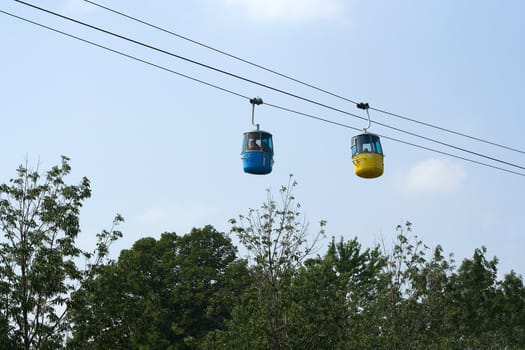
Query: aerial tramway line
xmin=5 ymin=0 xmax=525 ymax=178
xmin=241 ymin=98 xmax=383 ymax=178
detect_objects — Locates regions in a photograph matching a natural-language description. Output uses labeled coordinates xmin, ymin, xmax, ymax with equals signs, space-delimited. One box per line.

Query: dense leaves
xmin=227 ymin=175 xmax=326 ymax=350
xmin=2 ymin=164 xmax=524 ymax=349
xmin=0 ymin=157 xmax=121 ymax=349
xmin=68 ymin=226 xmax=250 ymax=350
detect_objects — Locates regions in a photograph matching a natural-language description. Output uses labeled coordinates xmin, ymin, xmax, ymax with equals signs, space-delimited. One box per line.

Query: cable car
xmin=351 ymin=102 xmax=384 ymax=178
xmin=241 ymin=97 xmax=274 ymax=175
xmin=351 ymin=132 xmax=384 ymax=178
xmin=242 ymin=128 xmax=274 ymax=174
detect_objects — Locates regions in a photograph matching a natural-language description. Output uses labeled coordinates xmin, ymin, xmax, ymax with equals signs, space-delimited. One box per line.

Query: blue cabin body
xmin=241 ymin=130 xmax=274 ymax=175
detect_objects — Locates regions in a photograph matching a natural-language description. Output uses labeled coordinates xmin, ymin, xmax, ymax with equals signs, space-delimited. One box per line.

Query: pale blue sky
xmin=1 ymin=0 xmax=524 ymax=276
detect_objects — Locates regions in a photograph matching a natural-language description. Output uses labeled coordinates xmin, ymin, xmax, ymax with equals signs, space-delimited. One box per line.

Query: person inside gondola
xmin=247 ymin=136 xmax=260 ymax=150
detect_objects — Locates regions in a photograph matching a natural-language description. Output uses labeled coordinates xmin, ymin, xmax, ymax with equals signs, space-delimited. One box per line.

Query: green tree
xmin=370 ymin=224 xmax=525 ymax=349
xmin=445 ymin=246 xmax=525 ymax=349
xmin=226 ymin=175 xmax=326 ymax=349
xmin=323 ymin=237 xmax=386 ymax=349
xmin=408 ymin=244 xmax=457 ymax=349
xmin=371 ymin=222 xmax=457 ymax=349
xmin=374 ymin=222 xmax=428 ymax=349
xmin=280 ymin=237 xmax=385 ymax=350
xmin=172 ymin=226 xmax=250 ymax=346
xmin=0 ymin=156 xmax=122 ymax=350
xmin=68 ymin=225 xmax=249 ymax=350
xmin=495 ymin=270 xmax=525 ymax=348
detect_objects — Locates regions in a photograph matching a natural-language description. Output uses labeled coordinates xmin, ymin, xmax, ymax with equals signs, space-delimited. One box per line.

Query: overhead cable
xmin=83 ymin=0 xmax=525 ymax=156
xmin=0 ymin=11 xmax=250 ymax=100
xmin=1 ymin=8 xmax=524 ymax=178
xmin=264 ymin=103 xmax=525 ymax=177
xmin=12 ymin=0 xmax=525 ymax=171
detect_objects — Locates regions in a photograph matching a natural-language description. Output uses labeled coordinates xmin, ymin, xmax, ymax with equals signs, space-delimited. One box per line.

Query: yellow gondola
xmin=351 ymin=132 xmax=384 ymax=178
xmin=351 ymin=102 xmax=384 ymax=178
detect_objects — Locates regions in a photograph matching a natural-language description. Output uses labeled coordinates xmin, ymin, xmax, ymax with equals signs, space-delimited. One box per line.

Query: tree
xmin=446 ymin=246 xmax=525 ymax=349
xmin=369 ymin=223 xmax=525 ymax=349
xmin=371 ymin=222 xmax=457 ymax=349
xmin=0 ymin=156 xmax=122 ymax=349
xmin=372 ymin=222 xmax=427 ymax=349
xmin=68 ymin=225 xmax=250 ymax=350
xmin=495 ymin=270 xmax=525 ymax=348
xmin=322 ymin=237 xmax=386 ymax=349
xmin=227 ymin=175 xmax=326 ymax=349
xmin=171 ymin=226 xmax=250 ymax=346
xmin=274 ymin=236 xmax=385 ymax=350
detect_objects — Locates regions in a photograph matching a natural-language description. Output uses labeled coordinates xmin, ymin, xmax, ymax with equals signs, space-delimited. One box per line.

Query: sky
xmin=1 ymin=0 xmax=524 ymax=277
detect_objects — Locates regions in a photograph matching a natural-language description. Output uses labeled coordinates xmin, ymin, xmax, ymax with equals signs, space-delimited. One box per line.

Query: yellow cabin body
xmin=352 ymin=152 xmax=384 ymax=178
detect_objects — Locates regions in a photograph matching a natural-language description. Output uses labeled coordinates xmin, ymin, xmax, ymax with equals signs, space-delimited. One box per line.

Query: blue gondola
xmin=242 ymin=128 xmax=274 ymax=174
xmin=241 ymin=98 xmax=274 ymax=175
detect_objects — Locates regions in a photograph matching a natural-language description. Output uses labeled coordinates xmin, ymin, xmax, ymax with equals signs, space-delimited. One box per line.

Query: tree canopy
xmin=0 ymin=157 xmax=122 ymax=349
xmin=1 ymin=163 xmax=524 ymax=349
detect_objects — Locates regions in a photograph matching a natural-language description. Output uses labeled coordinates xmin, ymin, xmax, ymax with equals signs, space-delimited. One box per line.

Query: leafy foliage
xmin=0 ymin=156 xmax=122 ymax=349
xmin=3 ymin=164 xmax=524 ymax=349
xmin=227 ymin=175 xmax=326 ymax=349
xmin=215 ymin=184 xmax=525 ymax=350
xmin=68 ymin=225 xmax=250 ymax=350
